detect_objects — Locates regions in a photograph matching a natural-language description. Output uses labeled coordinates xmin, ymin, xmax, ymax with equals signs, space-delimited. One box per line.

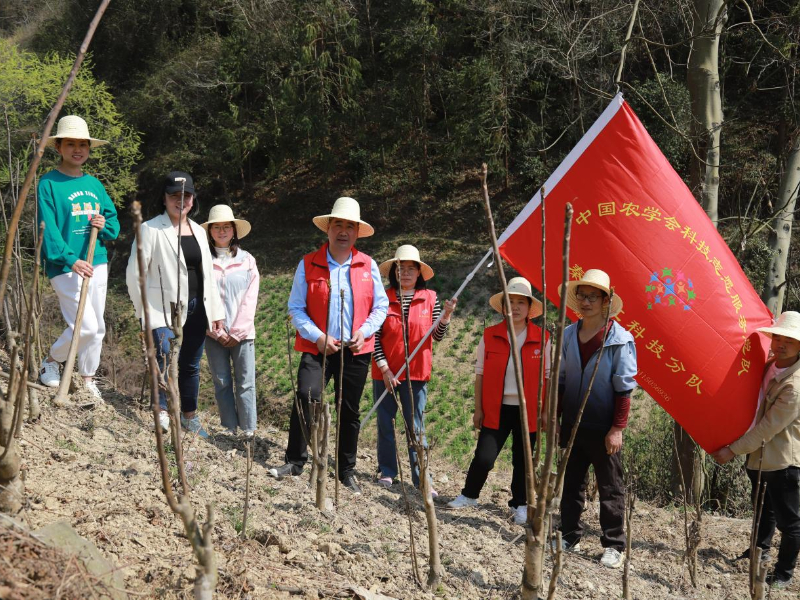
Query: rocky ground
xmin=3 ymin=382 xmax=795 ymax=599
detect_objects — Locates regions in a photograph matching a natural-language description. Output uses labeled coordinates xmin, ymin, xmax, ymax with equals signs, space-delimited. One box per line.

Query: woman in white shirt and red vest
xmin=372 ymin=245 xmax=456 ymax=494
xmin=448 ymin=277 xmax=549 ymax=526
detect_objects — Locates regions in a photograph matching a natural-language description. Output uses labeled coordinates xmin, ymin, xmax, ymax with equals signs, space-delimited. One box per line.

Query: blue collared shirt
xmin=288 ymin=248 xmax=389 ymax=343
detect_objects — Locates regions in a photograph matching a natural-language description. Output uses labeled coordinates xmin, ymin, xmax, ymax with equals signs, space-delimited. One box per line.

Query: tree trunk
xmin=681 ymin=0 xmax=727 ymax=500
xmin=760 ymin=136 xmax=800 ymax=315
xmin=687 ymin=0 xmax=726 ymax=227
xmin=672 ymin=422 xmax=704 ymax=504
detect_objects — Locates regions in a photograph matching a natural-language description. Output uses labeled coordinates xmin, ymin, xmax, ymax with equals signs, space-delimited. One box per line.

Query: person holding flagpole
xmin=372 ymin=244 xmax=456 ymax=494
xmin=556 ymin=269 xmax=637 ymax=569
xmin=712 ymin=311 xmax=800 ymax=590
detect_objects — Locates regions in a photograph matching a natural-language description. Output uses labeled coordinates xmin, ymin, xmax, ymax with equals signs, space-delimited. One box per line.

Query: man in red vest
xmin=269 ymin=197 xmax=389 ymax=494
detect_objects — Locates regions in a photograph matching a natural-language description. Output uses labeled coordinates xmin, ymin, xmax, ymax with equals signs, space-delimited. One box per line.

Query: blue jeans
xmin=205 ymin=338 xmax=257 ymax=432
xmin=374 ymin=379 xmax=428 ymax=487
xmin=153 ymin=297 xmax=207 ymax=414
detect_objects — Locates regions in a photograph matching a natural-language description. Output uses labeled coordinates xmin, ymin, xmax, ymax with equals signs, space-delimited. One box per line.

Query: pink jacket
xmin=210 ymin=248 xmax=260 ymax=341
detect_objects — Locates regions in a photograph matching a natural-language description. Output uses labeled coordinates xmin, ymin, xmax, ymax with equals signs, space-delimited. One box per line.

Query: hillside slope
xmin=7 ymin=385 xmax=791 ymax=599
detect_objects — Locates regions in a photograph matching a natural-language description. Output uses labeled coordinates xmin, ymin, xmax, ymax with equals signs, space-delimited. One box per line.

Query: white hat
xmin=201 ymin=204 xmax=252 ymax=239
xmin=312 ymin=197 xmax=374 ymax=238
xmin=489 ymin=277 xmax=543 ymax=319
xmin=558 ymin=269 xmax=623 ymax=318
xmin=758 ymin=311 xmax=800 ymax=343
xmin=46 ymin=115 xmax=108 ymax=148
xmin=379 ymin=245 xmax=434 ymax=280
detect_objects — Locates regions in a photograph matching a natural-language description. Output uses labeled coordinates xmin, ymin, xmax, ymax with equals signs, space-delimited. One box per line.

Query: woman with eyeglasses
xmin=554 ymin=269 xmax=637 ymax=570
xmin=126 ymin=172 xmax=225 ymax=438
xmin=202 ymin=205 xmax=260 ymax=438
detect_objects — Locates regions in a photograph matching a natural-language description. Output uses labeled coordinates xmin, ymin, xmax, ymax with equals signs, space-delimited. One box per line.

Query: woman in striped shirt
xmin=373 ymin=245 xmax=456 ymax=494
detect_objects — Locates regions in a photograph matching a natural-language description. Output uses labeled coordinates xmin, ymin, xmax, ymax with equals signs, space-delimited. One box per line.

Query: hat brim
xmin=313 ymin=215 xmax=374 ymax=238
xmin=757 ymin=326 xmax=800 ymax=343
xmin=46 ymin=135 xmax=109 ymax=149
xmin=558 ymin=281 xmax=623 ymax=318
xmin=201 ymin=218 xmax=252 ymax=239
xmin=378 ymin=259 xmax=434 ymax=281
xmin=489 ymin=292 xmax=543 ymax=319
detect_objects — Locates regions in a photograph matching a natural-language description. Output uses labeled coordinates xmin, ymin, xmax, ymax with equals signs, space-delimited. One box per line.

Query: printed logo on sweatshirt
xmin=71 ymin=199 xmax=100 ymax=223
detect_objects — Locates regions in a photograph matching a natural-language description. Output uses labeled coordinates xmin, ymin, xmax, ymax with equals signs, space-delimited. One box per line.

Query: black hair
xmin=388 ymin=262 xmax=427 ymax=290
xmin=207 ymin=221 xmax=240 ymax=257
xmin=158 ymin=176 xmax=200 ymax=219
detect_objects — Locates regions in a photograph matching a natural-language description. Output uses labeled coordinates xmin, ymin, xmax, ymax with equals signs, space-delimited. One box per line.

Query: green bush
xmin=0 ymin=39 xmax=141 ymax=204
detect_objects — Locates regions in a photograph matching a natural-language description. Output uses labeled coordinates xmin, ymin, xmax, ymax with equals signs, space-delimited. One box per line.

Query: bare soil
xmin=6 ymin=384 xmax=796 ymax=599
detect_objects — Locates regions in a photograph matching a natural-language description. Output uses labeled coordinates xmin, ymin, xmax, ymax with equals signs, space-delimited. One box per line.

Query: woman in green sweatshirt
xmin=37 ymin=115 xmax=119 ymax=401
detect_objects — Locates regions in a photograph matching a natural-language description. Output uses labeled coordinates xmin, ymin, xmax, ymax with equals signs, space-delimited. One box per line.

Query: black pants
xmin=747 ymin=467 xmax=800 ymax=579
xmin=462 ymin=404 xmax=537 ymax=508
xmin=559 ymin=428 xmax=625 ymax=550
xmin=285 ymin=350 xmax=370 ymax=479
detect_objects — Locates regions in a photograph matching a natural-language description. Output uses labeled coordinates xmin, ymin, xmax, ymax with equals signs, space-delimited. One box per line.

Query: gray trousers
xmin=205 ymin=338 xmax=257 ymax=432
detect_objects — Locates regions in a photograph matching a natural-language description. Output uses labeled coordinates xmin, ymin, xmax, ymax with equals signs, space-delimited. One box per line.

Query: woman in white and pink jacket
xmin=202 ymin=205 xmax=260 ymax=437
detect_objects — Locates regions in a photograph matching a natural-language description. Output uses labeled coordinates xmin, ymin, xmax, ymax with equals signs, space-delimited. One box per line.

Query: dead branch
xmin=241 ymin=441 xmax=252 ymax=540
xmin=391 ymin=412 xmax=422 ymax=588
xmin=335 ymin=288 xmax=344 ymax=508
xmin=131 ymin=200 xmax=217 ymax=598
xmin=395 ymin=259 xmax=442 ymax=589
xmin=52 ymin=226 xmax=99 ymax=407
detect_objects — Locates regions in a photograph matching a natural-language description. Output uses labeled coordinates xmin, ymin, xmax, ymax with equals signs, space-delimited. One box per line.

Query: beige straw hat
xmin=489 ymin=277 xmax=543 ymax=319
xmin=558 ymin=269 xmax=623 ymax=318
xmin=46 ymin=115 xmax=108 ymax=148
xmin=312 ymin=197 xmax=374 ymax=238
xmin=379 ymin=245 xmax=434 ymax=280
xmin=758 ymin=311 xmax=800 ymax=343
xmin=201 ymin=204 xmax=252 ymax=239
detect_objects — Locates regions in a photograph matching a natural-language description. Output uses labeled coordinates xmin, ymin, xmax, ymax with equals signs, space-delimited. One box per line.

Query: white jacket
xmin=126 ymin=213 xmax=224 ymax=331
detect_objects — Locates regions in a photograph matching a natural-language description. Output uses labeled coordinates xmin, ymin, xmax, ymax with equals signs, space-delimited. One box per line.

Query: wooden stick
xmin=241 ymin=441 xmax=252 ymax=540
xmin=0 ymin=371 xmax=50 ymax=393
xmin=52 ymin=226 xmax=99 ymax=407
xmin=0 ymin=0 xmax=112 ymax=311
xmin=533 ymin=185 xmax=547 ymax=475
xmin=334 ymin=289 xmax=344 ymax=508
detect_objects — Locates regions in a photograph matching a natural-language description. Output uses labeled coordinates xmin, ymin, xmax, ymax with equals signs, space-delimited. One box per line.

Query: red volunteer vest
xmin=294 ymin=243 xmax=376 ymax=356
xmin=371 ymin=288 xmax=436 ymax=382
xmin=481 ymin=321 xmax=548 ymax=433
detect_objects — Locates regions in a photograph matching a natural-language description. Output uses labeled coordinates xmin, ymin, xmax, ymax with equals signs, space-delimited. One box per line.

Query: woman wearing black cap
xmin=126 ymin=171 xmax=225 ymax=437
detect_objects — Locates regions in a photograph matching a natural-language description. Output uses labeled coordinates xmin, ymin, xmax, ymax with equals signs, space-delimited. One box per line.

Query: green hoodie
xmin=37 ymin=170 xmax=120 ymax=279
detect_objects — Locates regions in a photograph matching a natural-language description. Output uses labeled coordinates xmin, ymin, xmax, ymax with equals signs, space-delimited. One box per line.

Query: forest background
xmin=1 ymin=0 xmax=799 ymax=515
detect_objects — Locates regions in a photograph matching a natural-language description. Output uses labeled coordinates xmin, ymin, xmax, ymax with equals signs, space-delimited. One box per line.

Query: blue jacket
xmin=559 ymin=320 xmax=638 ymax=432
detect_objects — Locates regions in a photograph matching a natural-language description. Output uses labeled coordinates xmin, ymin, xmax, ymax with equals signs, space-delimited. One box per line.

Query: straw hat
xmin=312 ymin=197 xmax=374 ymax=238
xmin=379 ymin=245 xmax=434 ymax=281
xmin=558 ymin=269 xmax=623 ymax=318
xmin=46 ymin=115 xmax=108 ymax=148
xmin=758 ymin=311 xmax=800 ymax=343
xmin=201 ymin=204 xmax=252 ymax=239
xmin=489 ymin=277 xmax=543 ymax=319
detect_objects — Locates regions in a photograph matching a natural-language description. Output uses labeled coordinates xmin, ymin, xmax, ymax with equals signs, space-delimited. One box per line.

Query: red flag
xmin=498 ymin=94 xmax=773 ymax=452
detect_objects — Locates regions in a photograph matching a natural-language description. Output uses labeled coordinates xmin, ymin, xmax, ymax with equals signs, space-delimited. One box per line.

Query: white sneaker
xmin=85 ymin=380 xmax=103 ymax=401
xmin=240 ymin=430 xmax=255 ymax=439
xmin=513 ymin=505 xmax=528 ymax=525
xmin=158 ymin=410 xmax=170 ymax=433
xmin=447 ymin=494 xmax=478 ymax=509
xmin=39 ymin=359 xmax=61 ymax=388
xmin=600 ymin=547 xmax=624 ymax=569
xmin=551 ymin=537 xmax=581 ymax=553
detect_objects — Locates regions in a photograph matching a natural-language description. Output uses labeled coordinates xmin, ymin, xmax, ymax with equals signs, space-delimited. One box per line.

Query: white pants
xmin=48 ymin=263 xmax=108 ymax=377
